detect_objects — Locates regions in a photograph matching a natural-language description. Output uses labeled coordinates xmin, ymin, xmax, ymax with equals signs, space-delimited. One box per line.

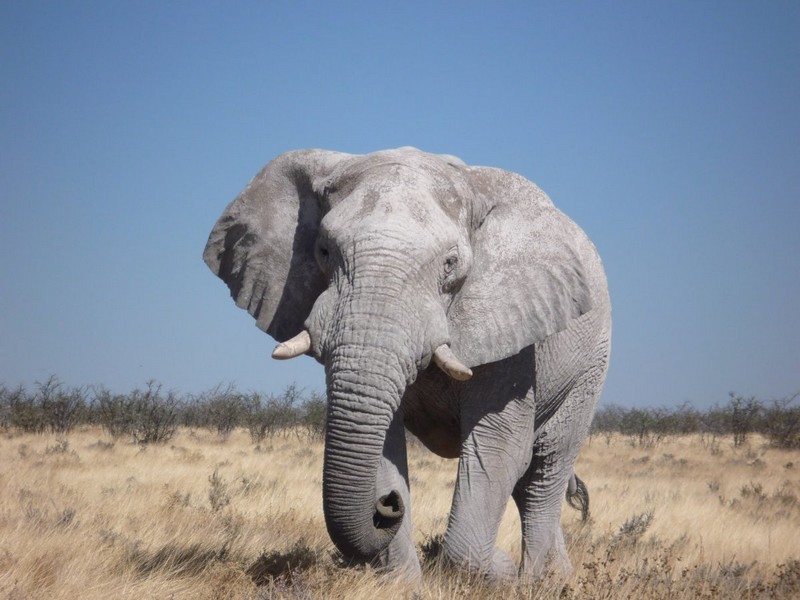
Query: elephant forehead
xmin=328 ymin=149 xmax=463 ymax=191
xmin=358 ymin=186 xmax=436 ymax=224
xmin=325 ymin=208 xmax=452 ymax=254
xmin=324 ymin=160 xmax=429 ymax=197
xmin=322 ymin=170 xmax=439 ymax=223
xmin=327 ymin=173 xmax=467 ymax=232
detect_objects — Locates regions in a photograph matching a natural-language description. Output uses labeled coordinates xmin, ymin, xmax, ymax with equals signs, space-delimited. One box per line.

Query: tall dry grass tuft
xmin=0 ymin=428 xmax=798 ymax=598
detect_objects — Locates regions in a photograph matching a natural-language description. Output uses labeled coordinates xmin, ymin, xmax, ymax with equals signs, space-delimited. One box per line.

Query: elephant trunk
xmin=321 ymin=314 xmax=415 ymax=560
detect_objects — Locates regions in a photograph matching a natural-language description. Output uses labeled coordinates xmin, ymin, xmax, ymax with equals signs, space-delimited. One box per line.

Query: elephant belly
xmin=405 ymin=419 xmax=461 ymax=458
xmin=403 ymin=370 xmax=462 ymax=459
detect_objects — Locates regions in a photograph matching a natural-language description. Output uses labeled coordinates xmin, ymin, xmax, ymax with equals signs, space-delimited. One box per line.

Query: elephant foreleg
xmin=443 ymin=383 xmax=537 ymax=579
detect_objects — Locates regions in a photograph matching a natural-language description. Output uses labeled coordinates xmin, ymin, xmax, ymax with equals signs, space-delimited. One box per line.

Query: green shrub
xmin=301 ymin=391 xmax=327 ymax=441
xmin=128 ymin=381 xmax=180 ymax=444
xmin=245 ymin=387 xmax=301 ymax=443
xmin=762 ymin=393 xmax=800 ymax=449
xmin=94 ymin=386 xmax=137 ymax=438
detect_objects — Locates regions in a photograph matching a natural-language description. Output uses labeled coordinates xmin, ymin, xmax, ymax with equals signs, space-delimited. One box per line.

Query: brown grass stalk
xmin=1 ymin=428 xmax=798 ymax=598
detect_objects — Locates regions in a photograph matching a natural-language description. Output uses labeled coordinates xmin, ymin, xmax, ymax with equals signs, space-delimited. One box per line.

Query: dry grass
xmin=1 ymin=428 xmax=798 ymax=599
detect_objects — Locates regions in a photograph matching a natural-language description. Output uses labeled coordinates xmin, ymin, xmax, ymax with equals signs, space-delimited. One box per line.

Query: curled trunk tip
xmin=374 ymin=490 xmax=404 ymax=527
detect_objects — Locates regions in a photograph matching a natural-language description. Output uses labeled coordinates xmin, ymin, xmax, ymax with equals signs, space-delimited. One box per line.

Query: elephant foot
xmin=375 ymin=538 xmax=422 ymax=581
xmin=374 ymin=563 xmax=422 ymax=587
xmin=489 ymin=547 xmax=518 ymax=581
xmin=443 ymin=544 xmax=517 ymax=582
xmin=519 ymin=529 xmax=573 ymax=582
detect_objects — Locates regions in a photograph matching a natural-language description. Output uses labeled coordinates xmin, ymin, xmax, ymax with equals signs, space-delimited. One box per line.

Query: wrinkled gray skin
xmin=204 ymin=148 xmax=611 ymax=580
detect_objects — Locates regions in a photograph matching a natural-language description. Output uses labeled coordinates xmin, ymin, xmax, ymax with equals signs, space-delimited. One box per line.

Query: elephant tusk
xmin=433 ymin=344 xmax=473 ymax=381
xmin=271 ymin=330 xmax=312 ymax=360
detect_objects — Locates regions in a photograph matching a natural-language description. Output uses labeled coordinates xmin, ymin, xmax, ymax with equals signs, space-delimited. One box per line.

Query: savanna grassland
xmin=1 ymin=426 xmax=799 ymax=599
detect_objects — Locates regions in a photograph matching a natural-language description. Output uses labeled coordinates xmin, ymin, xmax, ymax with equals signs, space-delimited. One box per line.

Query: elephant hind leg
xmin=511 ymin=440 xmax=575 ymax=579
xmin=513 ymin=382 xmax=600 ymax=579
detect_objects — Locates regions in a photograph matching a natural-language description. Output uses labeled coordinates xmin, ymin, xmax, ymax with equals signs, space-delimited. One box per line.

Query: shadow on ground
xmin=246 ymin=542 xmax=320 ymax=586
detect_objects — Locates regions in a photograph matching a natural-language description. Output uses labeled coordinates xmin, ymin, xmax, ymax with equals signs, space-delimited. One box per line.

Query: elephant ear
xmin=447 ymin=167 xmax=593 ymax=367
xmin=203 ymin=149 xmax=349 ymax=341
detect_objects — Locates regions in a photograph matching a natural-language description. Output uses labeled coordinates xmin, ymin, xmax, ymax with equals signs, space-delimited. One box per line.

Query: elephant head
xmin=203 ymin=147 xmax=592 ymax=561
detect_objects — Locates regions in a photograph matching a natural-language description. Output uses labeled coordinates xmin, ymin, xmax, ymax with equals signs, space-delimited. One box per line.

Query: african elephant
xmin=203 ymin=147 xmax=611 ymax=580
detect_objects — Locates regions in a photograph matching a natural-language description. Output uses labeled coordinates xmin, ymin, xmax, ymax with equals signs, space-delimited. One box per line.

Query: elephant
xmin=203 ymin=147 xmax=611 ymax=580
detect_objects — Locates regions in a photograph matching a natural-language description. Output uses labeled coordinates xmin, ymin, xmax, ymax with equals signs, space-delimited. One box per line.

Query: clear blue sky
xmin=1 ymin=1 xmax=798 ymax=408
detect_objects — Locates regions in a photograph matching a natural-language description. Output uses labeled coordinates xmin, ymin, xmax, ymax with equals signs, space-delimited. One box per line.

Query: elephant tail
xmin=566 ymin=473 xmax=590 ymax=521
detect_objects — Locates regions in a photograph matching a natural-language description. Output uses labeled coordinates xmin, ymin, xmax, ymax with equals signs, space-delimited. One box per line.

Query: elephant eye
xmin=443 ymin=254 xmax=458 ymax=276
xmin=316 ymin=242 xmax=332 ymax=273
